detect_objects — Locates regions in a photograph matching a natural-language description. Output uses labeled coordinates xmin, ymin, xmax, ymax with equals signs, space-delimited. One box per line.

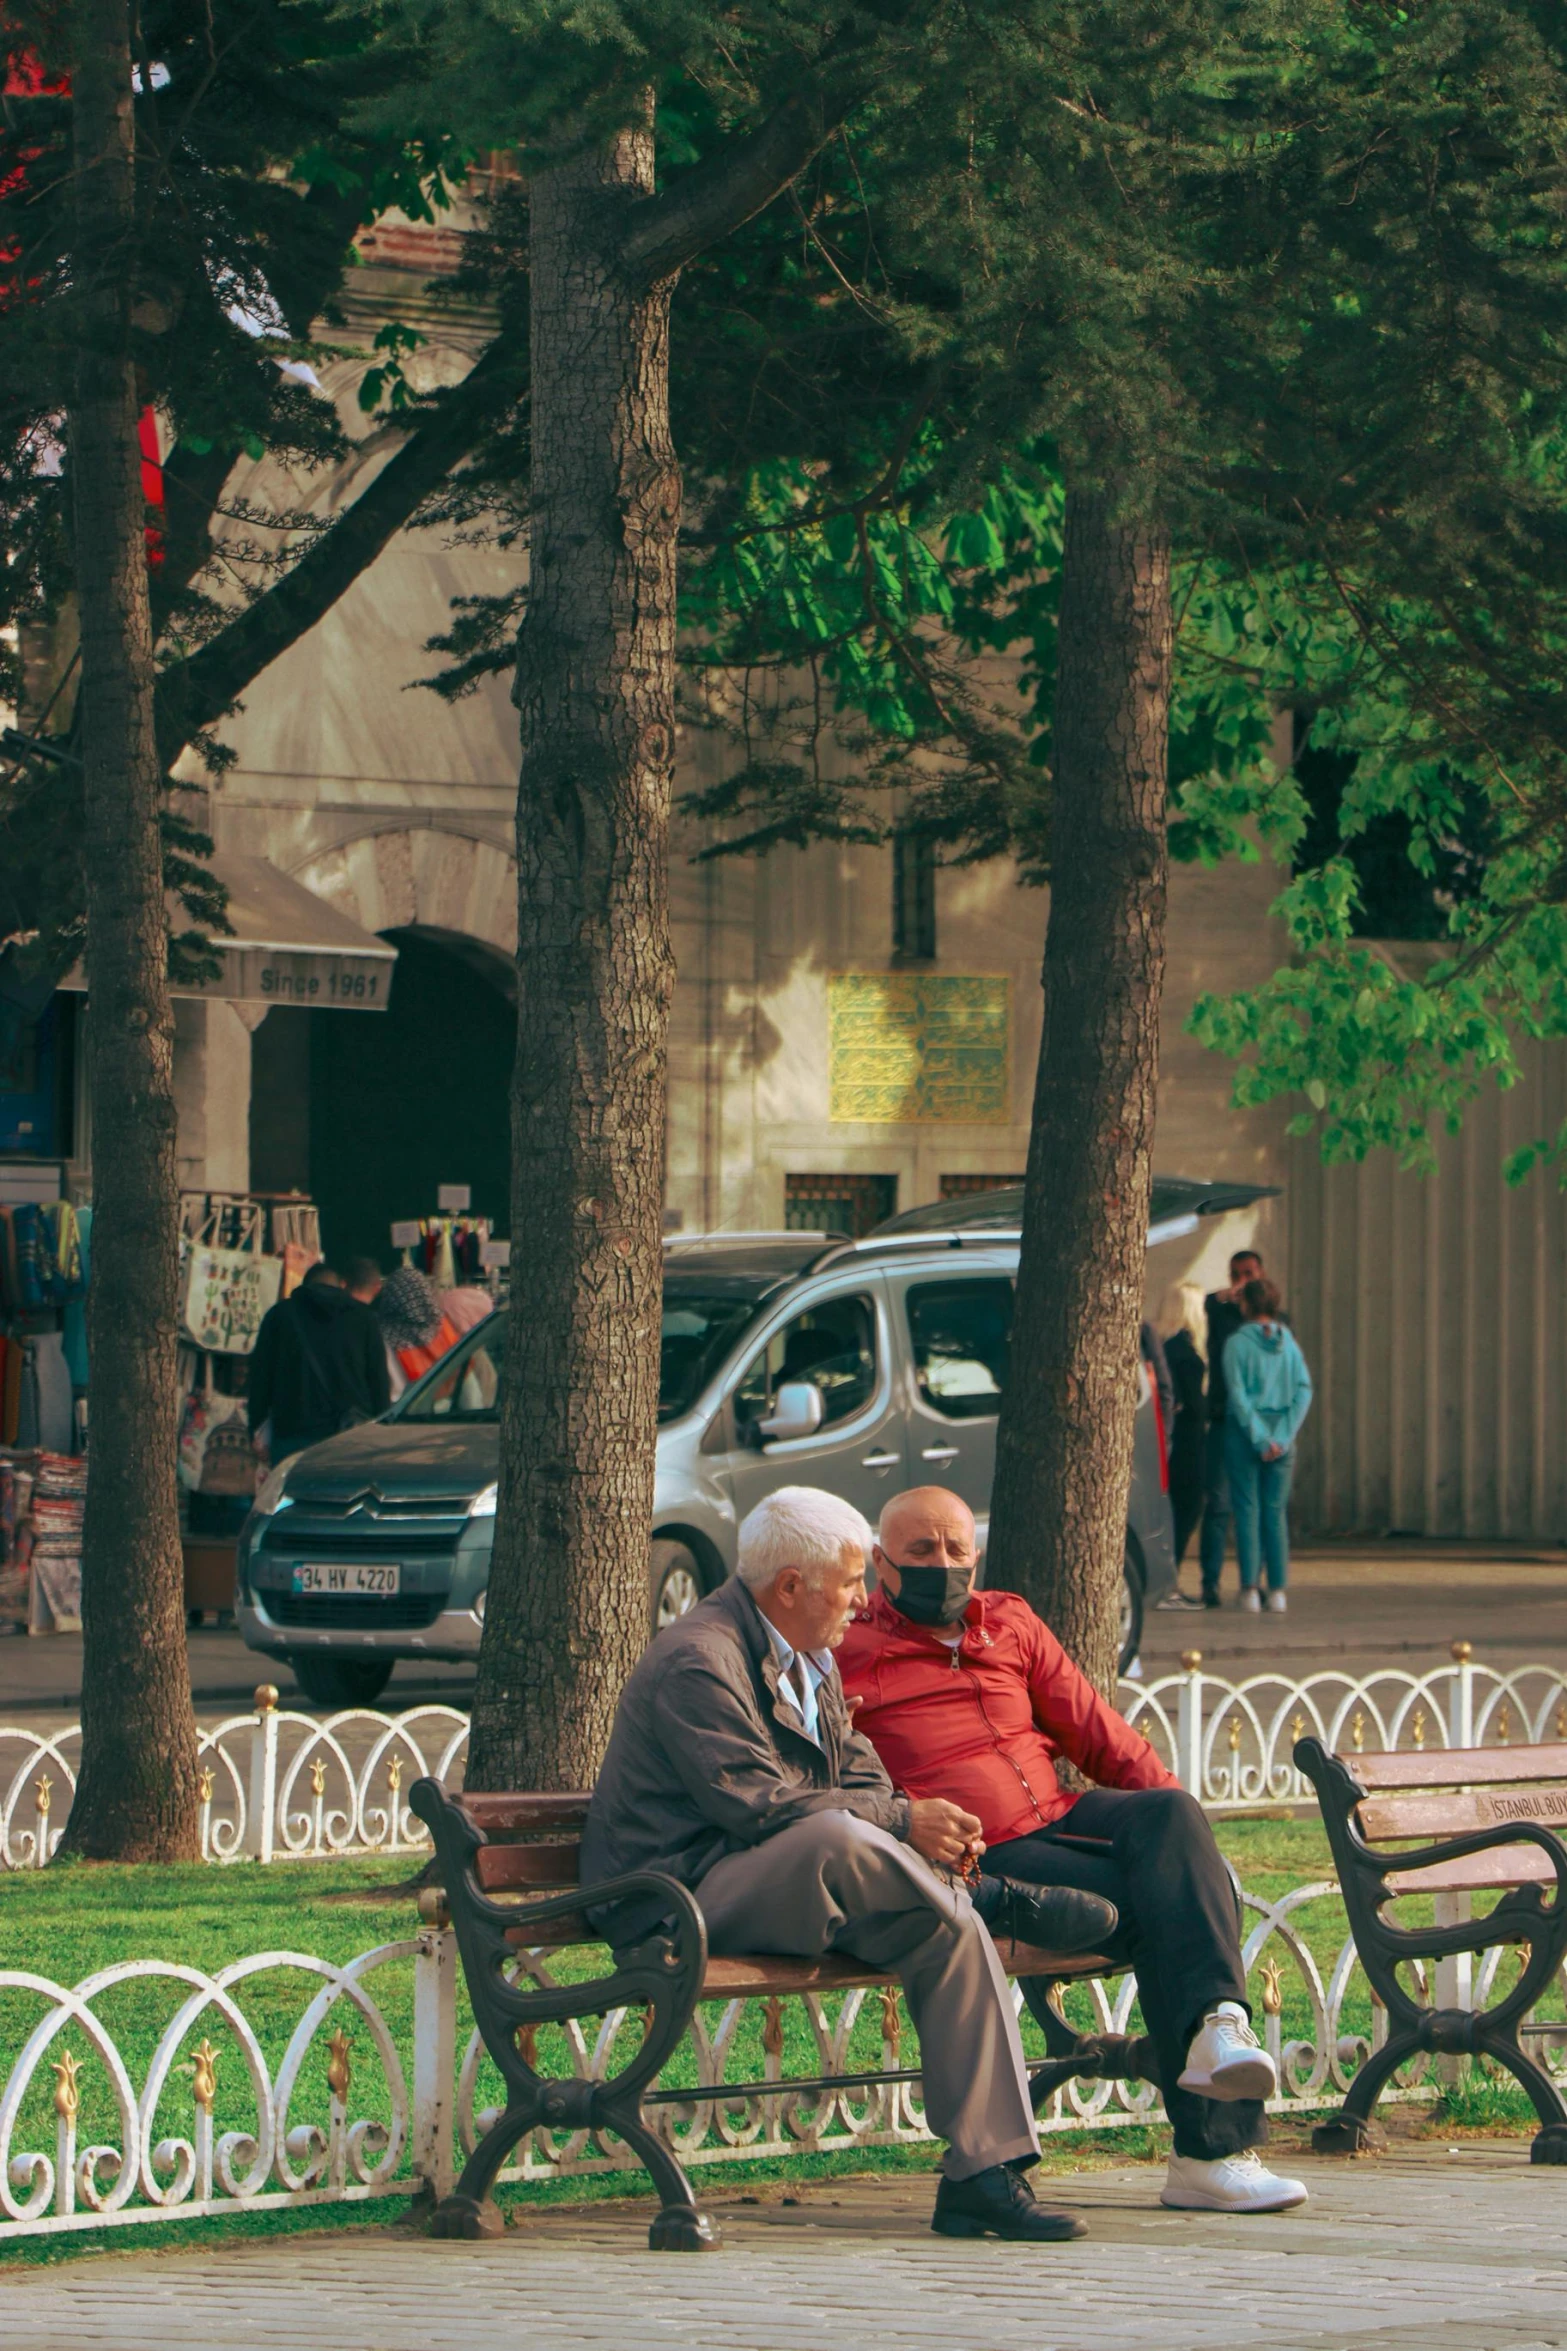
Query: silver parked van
xmin=237 ymin=1178 xmax=1272 ymax=1706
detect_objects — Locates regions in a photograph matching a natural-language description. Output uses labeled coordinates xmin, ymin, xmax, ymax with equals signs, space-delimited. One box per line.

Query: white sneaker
xmin=1161 ymin=2150 xmax=1308 ymax=2213
xmin=1265 ymin=1590 xmax=1287 ymax=1614
xmin=1239 ymin=1587 xmax=1262 ymax=1612
xmin=1178 ymin=2002 xmax=1278 ymax=2102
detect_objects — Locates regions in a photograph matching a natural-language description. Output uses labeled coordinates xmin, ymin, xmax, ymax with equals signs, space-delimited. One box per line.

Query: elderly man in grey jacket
xmin=582 ymin=1484 xmax=1111 ymax=2243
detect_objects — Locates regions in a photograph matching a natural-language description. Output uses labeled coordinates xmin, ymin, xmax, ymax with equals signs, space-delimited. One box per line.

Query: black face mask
xmin=885 ymin=1562 xmax=974 ymax=1628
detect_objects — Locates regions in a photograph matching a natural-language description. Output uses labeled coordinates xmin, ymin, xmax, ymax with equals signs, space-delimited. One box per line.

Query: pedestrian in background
xmin=374 ymin=1265 xmax=457 ymax=1401
xmin=1156 ymin=1282 xmax=1208 ymax=1599
xmin=1199 ymin=1248 xmax=1263 ymax=1608
xmin=1223 ymin=1278 xmax=1313 ymax=1614
xmin=346 ymin=1256 xmax=384 ymax=1307
xmin=248 ymin=1261 xmax=390 ymax=1463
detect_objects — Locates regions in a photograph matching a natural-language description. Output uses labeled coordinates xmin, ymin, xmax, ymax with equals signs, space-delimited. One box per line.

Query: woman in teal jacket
xmin=1221 ymin=1279 xmax=1313 ymax=1613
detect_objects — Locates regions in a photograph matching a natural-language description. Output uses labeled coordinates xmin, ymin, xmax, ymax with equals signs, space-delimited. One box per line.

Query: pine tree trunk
xmin=468 ymin=128 xmax=679 ymax=1789
xmin=58 ymin=0 xmax=199 ymax=1861
xmin=984 ymin=487 xmax=1172 ymax=1698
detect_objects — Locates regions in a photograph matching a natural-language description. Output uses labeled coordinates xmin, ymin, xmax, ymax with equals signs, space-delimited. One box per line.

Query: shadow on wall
xmin=249 ymin=925 xmax=515 ymax=1267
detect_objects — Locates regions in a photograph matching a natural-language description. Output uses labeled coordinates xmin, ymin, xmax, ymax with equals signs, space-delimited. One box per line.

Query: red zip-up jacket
xmin=837 ymin=1586 xmax=1177 ymax=1846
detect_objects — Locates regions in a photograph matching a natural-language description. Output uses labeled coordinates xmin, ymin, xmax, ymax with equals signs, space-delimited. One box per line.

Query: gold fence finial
xmin=1180 ymin=1649 xmax=1202 ymax=1673
xmin=197 ymin=1764 xmax=215 ymax=1805
xmin=53 ymin=2047 xmax=80 ymax=2121
xmin=1451 ymin=1640 xmax=1472 ymax=1664
xmin=191 ymin=2038 xmax=218 ymax=2112
xmin=1259 ymin=1958 xmax=1283 ymax=2017
xmin=310 ymin=1755 xmax=327 ymax=1798
xmin=254 ymin=1683 xmax=280 ymax=1714
xmin=34 ymin=1773 xmax=52 ymax=1816
xmin=326 ymin=2028 xmax=352 ymax=2104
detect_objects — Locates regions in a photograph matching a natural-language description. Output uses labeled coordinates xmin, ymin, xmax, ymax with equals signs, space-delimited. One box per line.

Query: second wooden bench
xmin=1294 ymin=1735 xmax=1567 ymax=2163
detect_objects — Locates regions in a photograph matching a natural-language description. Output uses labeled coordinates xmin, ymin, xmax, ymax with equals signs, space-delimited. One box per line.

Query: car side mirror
xmin=758 ymin=1381 xmax=824 ymax=1443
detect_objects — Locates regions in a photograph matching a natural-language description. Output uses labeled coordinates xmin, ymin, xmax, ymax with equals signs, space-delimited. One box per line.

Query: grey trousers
xmin=694 ymin=1811 xmax=1040 ymax=2181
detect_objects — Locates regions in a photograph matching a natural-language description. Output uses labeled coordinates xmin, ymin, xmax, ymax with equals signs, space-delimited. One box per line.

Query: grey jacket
xmin=581 ymin=1576 xmax=912 ymax=1900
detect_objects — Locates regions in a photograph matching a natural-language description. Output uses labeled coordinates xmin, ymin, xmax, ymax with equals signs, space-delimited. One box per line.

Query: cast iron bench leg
xmin=1310 ymin=2037 xmax=1400 ymax=2156
xmin=1020 ymin=1976 xmax=1156 ymax=2110
xmin=604 ymin=2098 xmax=721 ymax=2251
xmin=430 ymin=2082 xmax=719 ymax=2248
xmin=431 ymin=2101 xmax=541 ymax=2239
xmin=1481 ymin=2029 xmax=1567 ymax=2165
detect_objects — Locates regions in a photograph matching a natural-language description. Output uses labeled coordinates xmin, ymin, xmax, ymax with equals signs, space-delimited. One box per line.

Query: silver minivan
xmin=236 ymin=1179 xmax=1270 ymax=1706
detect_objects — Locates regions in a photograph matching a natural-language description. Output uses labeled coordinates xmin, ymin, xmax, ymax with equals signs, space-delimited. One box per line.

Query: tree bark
xmin=467 ymin=128 xmax=680 ymax=1789
xmin=58 ymin=0 xmax=199 ymax=1861
xmin=984 ymin=487 xmax=1172 ymax=1698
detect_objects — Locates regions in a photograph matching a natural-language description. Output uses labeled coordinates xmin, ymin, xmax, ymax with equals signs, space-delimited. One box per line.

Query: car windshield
xmin=659 ymin=1293 xmax=761 ymax=1421
xmin=393 ymin=1293 xmax=761 ymax=1426
xmin=396 ymin=1326 xmax=504 ymax=1421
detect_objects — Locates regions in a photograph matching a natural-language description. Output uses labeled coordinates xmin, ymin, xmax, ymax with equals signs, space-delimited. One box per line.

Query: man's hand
xmin=908 ymin=1797 xmax=985 ymax=1869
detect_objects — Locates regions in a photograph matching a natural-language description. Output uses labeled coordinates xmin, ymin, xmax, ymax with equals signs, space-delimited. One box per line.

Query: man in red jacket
xmin=838 ymin=1486 xmax=1306 ymax=2217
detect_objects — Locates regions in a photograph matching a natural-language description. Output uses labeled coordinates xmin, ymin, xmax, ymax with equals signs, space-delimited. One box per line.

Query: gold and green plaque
xmin=828 ymin=973 xmax=1010 ymax=1124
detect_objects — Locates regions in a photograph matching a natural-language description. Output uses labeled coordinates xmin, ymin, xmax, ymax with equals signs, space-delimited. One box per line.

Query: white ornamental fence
xmin=0 ymin=1694 xmax=470 ymax=1870
xmin=1118 ymin=1640 xmax=1567 ymax=1810
xmin=8 ymin=1878 xmax=1564 ymax=2242
xmin=4 ymin=1642 xmax=1565 ymax=1868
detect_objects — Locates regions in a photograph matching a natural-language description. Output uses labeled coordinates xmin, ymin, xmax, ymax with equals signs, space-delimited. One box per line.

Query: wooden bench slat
xmin=492 ymin=1930 xmax=1109 ymax=1993
xmin=476 ymin=1842 xmax=583 ymax=1893
xmin=1344 ymin=1743 xmax=1567 ymax=1791
xmin=461 ymin=1792 xmax=592 ymax=1837
xmin=1383 ymin=1848 xmax=1557 ymax=1897
xmin=1359 ymin=1788 xmax=1567 ymax=1841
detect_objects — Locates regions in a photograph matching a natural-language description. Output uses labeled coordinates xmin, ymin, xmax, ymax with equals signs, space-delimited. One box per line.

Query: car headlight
xmin=468 ymin=1483 xmax=498 ymax=1518
xmin=252 ymin=1463 xmax=295 ymax=1518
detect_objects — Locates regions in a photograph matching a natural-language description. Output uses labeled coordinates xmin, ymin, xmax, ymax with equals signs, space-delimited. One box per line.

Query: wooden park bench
xmin=1294 ymin=1736 xmax=1567 ymax=2164
xmin=410 ymin=1778 xmax=1143 ymax=2250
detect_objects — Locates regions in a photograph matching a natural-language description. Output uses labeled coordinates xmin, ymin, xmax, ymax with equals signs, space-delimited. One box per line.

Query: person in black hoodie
xmin=248 ymin=1262 xmax=391 ymax=1463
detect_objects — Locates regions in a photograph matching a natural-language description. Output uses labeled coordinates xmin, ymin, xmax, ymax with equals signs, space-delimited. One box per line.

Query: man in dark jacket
xmin=1199 ymin=1249 xmax=1263 ymax=1607
xmin=247 ymin=1263 xmax=390 ymax=1462
xmin=582 ymin=1484 xmax=1112 ymax=2244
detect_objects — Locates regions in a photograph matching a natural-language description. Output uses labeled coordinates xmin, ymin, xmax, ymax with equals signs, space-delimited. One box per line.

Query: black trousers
xmin=985 ymin=1785 xmax=1265 ymax=2160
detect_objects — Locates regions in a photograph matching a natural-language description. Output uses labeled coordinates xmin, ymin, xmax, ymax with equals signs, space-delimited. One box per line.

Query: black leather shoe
xmin=988 ymin=1878 xmax=1118 ymax=1955
xmin=932 ymin=2164 xmax=1087 ymax=2241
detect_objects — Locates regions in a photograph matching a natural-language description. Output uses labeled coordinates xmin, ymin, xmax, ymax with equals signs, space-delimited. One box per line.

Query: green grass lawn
xmin=0 ymin=1815 xmax=1549 ymax=2268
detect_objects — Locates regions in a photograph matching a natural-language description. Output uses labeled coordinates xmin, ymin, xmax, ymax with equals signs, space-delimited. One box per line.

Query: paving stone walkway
xmin=4 ymin=2145 xmax=1566 ymax=2351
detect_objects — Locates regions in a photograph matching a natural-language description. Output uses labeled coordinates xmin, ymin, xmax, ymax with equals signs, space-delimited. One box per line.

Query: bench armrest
xmin=409 ymin=1775 xmax=708 ymax=2106
xmin=1294 ymin=1737 xmax=1567 ymax=1962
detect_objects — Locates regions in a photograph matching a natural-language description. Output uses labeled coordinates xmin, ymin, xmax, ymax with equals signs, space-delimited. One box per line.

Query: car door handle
xmin=861 ymin=1451 xmax=901 ymax=1470
xmin=921 ymin=1445 xmax=960 ymax=1465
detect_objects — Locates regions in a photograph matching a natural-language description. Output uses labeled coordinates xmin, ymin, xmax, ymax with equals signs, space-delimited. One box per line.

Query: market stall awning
xmin=60 ymin=853 xmax=397 ymax=1010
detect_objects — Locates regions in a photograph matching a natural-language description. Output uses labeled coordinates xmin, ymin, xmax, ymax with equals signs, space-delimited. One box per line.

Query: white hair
xmin=736 ymin=1487 xmax=873 ymax=1590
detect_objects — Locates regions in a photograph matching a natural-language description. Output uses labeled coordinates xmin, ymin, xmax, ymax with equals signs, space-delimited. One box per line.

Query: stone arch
xmin=289 ymin=826 xmax=516 ymax=958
